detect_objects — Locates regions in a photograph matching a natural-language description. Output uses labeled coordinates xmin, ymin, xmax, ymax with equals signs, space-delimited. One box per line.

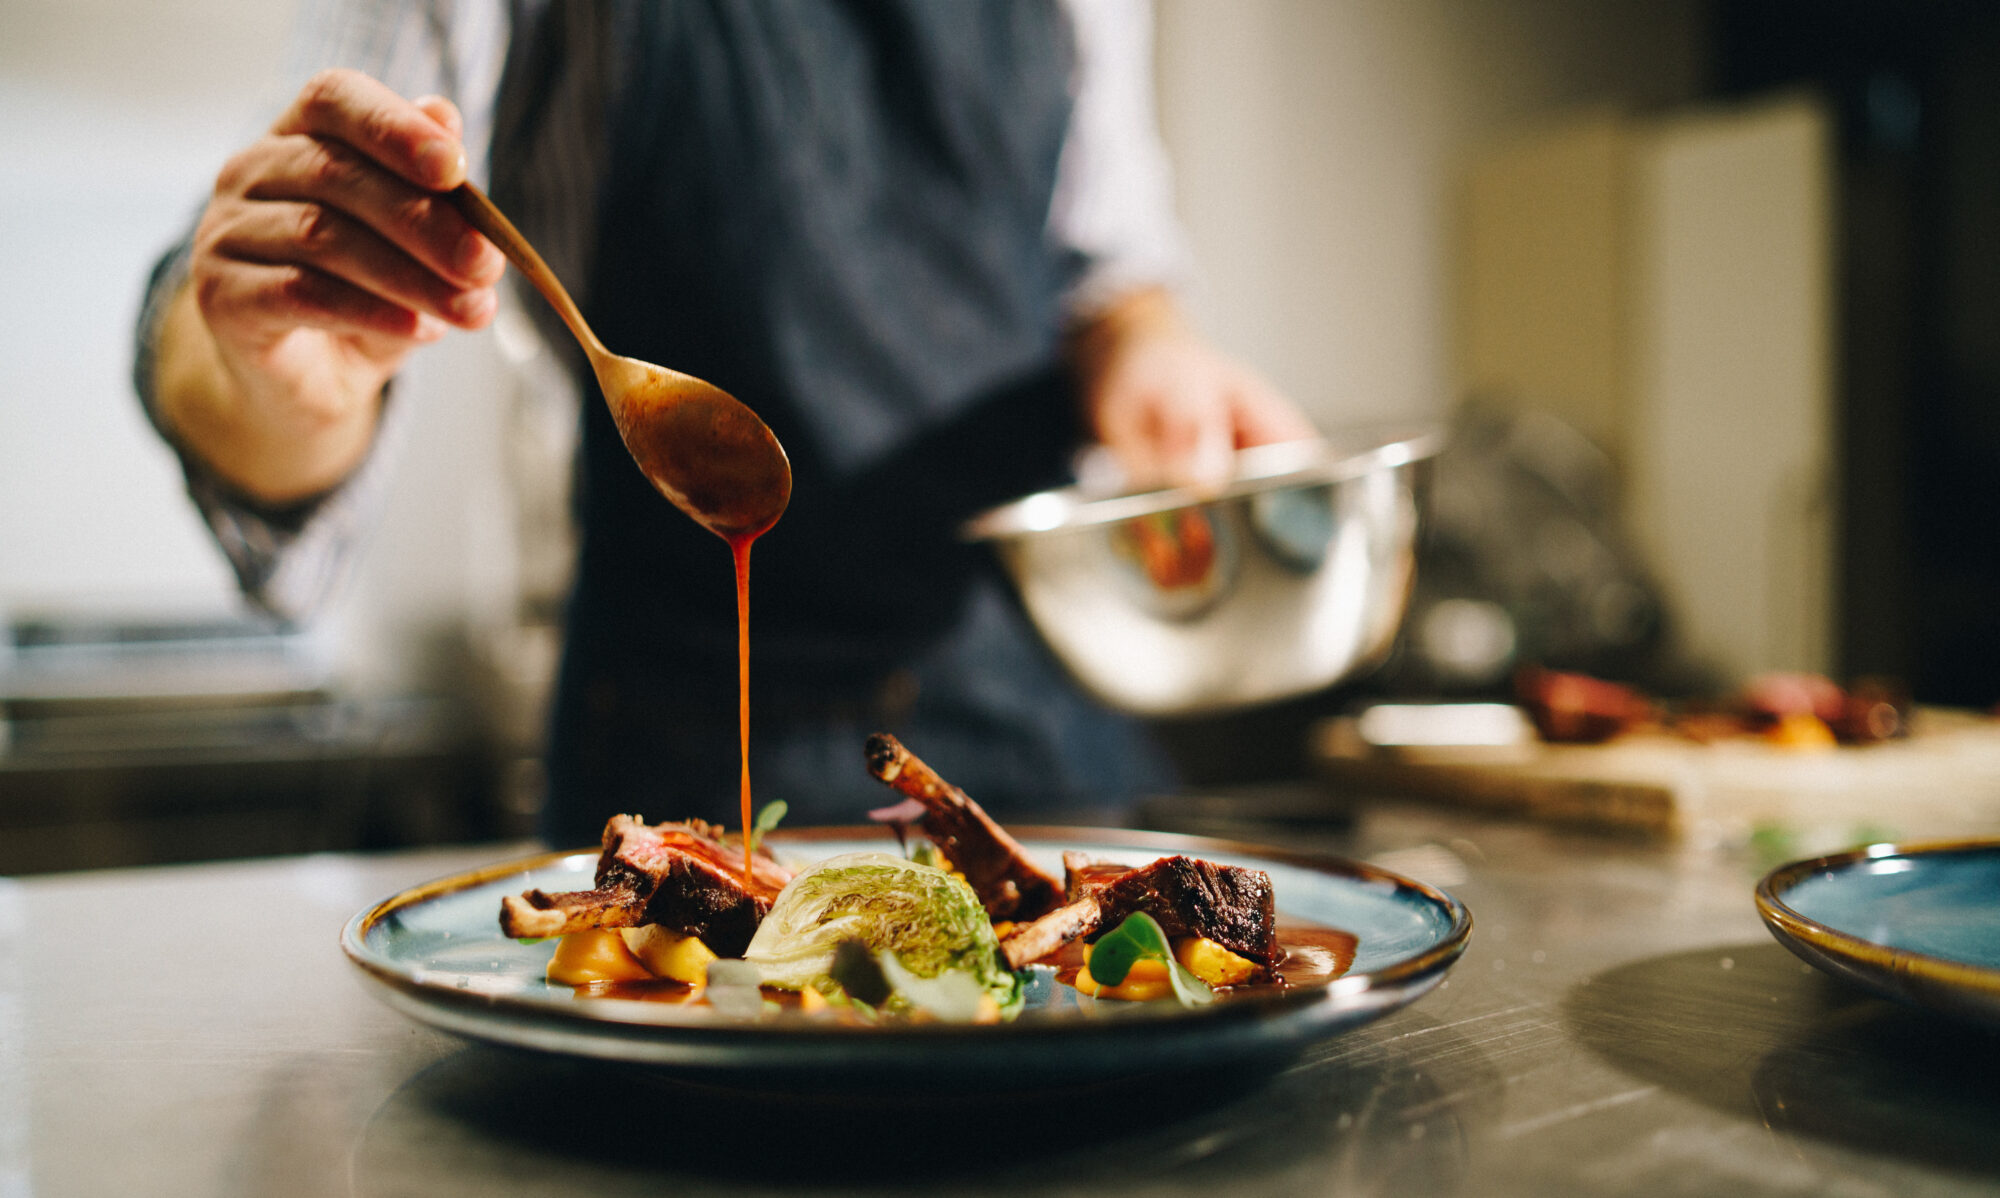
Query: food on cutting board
xmin=1514 ymin=665 xmax=1655 ymax=744
xmin=500 ymin=734 xmax=1340 ymax=1020
xmin=1515 ymin=666 xmax=1911 ymax=748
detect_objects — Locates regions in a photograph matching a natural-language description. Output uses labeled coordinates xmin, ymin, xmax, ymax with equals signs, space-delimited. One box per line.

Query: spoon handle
xmin=447 ymin=182 xmax=610 ymax=363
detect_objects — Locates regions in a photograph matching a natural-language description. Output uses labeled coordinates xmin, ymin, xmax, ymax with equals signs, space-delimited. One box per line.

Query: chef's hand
xmin=151 ymin=69 xmax=504 ymax=503
xmin=1070 ymin=288 xmax=1316 ymax=492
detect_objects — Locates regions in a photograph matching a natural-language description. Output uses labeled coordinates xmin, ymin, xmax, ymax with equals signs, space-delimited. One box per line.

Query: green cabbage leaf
xmin=743 ymin=851 xmax=1021 ymax=1018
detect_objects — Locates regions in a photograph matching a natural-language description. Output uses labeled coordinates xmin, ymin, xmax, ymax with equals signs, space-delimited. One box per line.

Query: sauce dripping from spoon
xmin=447 ymin=183 xmax=790 ymax=881
xmin=730 ymin=533 xmax=756 ymax=888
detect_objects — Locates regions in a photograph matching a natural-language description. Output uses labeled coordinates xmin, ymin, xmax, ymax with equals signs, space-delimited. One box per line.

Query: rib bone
xmin=863 ymin=733 xmax=1063 ymax=921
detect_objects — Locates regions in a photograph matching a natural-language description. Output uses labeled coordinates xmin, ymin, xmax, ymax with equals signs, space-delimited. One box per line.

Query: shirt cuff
xmin=131 ymin=237 xmax=380 ymax=623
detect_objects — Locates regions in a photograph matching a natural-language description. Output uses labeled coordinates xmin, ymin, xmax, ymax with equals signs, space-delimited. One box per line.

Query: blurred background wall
xmin=1156 ymin=0 xmax=1701 ymax=427
xmin=0 ymin=0 xmax=291 ymax=619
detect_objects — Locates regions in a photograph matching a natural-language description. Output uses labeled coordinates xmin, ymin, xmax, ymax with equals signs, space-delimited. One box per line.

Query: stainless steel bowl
xmin=965 ymin=426 xmax=1439 ymax=717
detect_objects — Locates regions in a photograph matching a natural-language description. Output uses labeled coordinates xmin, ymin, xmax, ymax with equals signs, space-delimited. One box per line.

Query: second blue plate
xmin=1757 ymin=839 xmax=2000 ymax=1025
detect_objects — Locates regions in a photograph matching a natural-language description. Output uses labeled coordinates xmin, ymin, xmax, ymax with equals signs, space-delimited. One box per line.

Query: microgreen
xmin=747 ymin=799 xmax=789 ymax=852
xmin=1087 ymin=911 xmax=1214 ymax=1007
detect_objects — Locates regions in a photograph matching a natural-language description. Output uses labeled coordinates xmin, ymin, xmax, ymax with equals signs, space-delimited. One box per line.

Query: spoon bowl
xmin=448 ymin=183 xmax=790 ymax=541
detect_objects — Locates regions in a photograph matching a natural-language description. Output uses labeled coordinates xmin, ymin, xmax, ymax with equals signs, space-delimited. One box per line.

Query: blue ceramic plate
xmin=1757 ymin=840 xmax=2000 ymax=1025
xmin=342 ymin=826 xmax=1470 ymax=1086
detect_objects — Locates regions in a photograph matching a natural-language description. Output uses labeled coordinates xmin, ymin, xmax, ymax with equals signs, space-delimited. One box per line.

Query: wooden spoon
xmin=448 ymin=183 xmax=791 ymax=541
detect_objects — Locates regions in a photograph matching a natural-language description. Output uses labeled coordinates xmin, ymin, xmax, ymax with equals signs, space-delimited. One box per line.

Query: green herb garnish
xmin=1087 ymin=911 xmax=1214 ymax=1007
xmin=748 ymin=799 xmax=789 ymax=852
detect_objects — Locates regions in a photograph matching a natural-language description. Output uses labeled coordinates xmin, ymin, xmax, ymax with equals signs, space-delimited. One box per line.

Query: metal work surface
xmin=4 ymin=799 xmax=1996 ymax=1196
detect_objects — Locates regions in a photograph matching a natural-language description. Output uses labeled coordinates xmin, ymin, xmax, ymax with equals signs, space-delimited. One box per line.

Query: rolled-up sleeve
xmin=1050 ymin=0 xmax=1197 ymax=319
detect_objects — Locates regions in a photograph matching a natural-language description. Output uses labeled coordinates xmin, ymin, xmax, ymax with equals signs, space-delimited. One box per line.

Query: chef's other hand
xmin=152 ymin=69 xmax=504 ymax=503
xmin=1070 ymin=288 xmax=1316 ymax=493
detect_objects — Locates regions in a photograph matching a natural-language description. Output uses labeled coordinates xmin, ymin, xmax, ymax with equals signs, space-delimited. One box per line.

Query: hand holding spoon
xmin=448 ymin=182 xmax=790 ymax=541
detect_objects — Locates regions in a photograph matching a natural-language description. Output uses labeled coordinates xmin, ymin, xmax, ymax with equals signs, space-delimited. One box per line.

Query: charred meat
xmin=998 ymin=850 xmax=1281 ymax=973
xmin=499 ymin=816 xmax=792 ymax=957
xmin=863 ymin=733 xmax=1063 ymax=922
xmin=1069 ymin=853 xmax=1280 ymax=967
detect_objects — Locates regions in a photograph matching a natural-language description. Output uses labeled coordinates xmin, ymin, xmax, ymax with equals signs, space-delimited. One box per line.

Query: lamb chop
xmin=862 ymin=733 xmax=1064 ymax=922
xmin=498 ymin=815 xmax=792 ymax=957
xmin=998 ymin=851 xmax=1281 ymax=974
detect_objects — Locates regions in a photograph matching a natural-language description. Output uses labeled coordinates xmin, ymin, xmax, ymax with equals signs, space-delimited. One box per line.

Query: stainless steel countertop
xmin=6 ymin=798 xmax=1997 ymax=1196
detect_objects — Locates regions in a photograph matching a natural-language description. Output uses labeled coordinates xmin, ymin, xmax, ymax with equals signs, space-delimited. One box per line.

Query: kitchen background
xmin=2 ymin=0 xmax=1995 ymax=872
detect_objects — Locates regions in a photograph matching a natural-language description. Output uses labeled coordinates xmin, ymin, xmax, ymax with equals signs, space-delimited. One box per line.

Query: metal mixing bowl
xmin=965 ymin=426 xmax=1439 ymax=717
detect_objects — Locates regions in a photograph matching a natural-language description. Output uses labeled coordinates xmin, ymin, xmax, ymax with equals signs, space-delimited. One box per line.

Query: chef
xmin=135 ymin=0 xmax=1314 ymax=842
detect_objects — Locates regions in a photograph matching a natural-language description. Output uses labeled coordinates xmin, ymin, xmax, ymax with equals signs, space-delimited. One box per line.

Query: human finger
xmin=408 ymin=95 xmax=508 ymax=288
xmin=224 ymin=132 xmax=503 ymax=291
xmin=1226 ymin=370 xmax=1318 ymax=448
xmin=1099 ymin=385 xmax=1219 ymax=492
xmin=204 ymin=195 xmax=496 ymax=330
xmin=271 ymin=67 xmax=467 ymax=191
xmin=193 ymin=252 xmax=449 ymax=348
xmin=411 ymin=94 xmax=464 ymax=142
xmin=1129 ymin=386 xmax=1232 ymax=492
xmin=1180 ymin=403 xmax=1237 ymax=491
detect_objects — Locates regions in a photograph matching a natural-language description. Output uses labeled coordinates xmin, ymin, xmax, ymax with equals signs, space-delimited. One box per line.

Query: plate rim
xmin=1754 ymin=837 xmax=2000 ymax=998
xmin=340 ymin=824 xmax=1472 ymax=1045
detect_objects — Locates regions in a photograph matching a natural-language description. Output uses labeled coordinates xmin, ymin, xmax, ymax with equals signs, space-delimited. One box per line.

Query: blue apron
xmin=499 ymin=1 xmax=1171 ymax=843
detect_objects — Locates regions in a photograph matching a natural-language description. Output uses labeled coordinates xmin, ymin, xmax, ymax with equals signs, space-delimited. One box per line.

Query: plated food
xmin=498 ymin=735 xmax=1298 ymax=1021
xmin=1516 ymin=665 xmax=1911 ymax=747
xmin=340 ymin=744 xmax=1472 ymax=1080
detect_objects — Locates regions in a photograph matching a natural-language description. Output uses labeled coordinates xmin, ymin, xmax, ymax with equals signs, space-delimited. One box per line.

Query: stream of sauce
xmin=615 ymin=374 xmax=788 ymax=890
xmin=728 ymin=533 xmax=756 ymax=889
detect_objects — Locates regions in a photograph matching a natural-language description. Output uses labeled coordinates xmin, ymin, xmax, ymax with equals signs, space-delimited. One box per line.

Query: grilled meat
xmin=998 ymin=850 xmax=1281 ymax=973
xmin=499 ymin=816 xmax=792 ymax=956
xmin=1068 ymin=852 xmax=1280 ymax=967
xmin=997 ymin=895 xmax=1102 ymax=970
xmin=862 ymin=733 xmax=1063 ymax=922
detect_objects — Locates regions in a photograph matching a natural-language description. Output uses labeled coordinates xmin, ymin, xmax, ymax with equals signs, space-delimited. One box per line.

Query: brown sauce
xmin=1267 ymin=924 xmax=1361 ymax=989
xmin=728 ymin=531 xmax=756 ymax=888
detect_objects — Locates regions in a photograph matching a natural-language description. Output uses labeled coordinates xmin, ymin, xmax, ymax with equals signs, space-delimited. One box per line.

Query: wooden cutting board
xmin=1310 ymin=707 xmax=2000 ymax=850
